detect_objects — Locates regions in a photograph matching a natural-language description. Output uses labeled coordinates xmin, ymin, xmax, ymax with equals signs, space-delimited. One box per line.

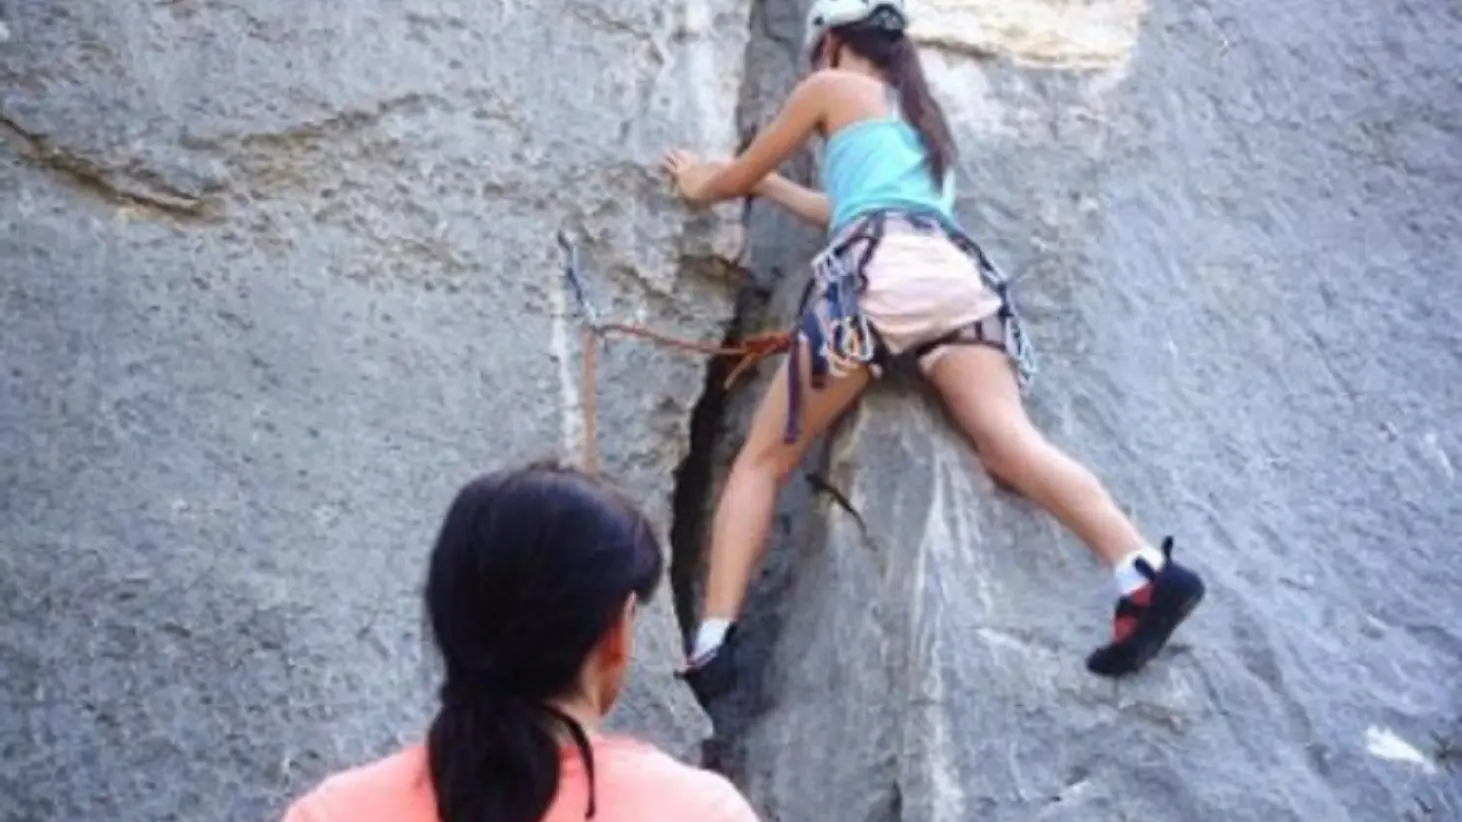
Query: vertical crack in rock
xmin=665 ymin=277 xmax=779 ymax=784
xmin=667 ymin=311 xmax=742 ymax=646
xmin=666 ymin=0 xmax=808 ymax=774
xmin=667 ymin=0 xmax=803 ymax=646
xmin=668 ymin=0 xmax=777 ymax=666
xmin=664 ymin=3 xmax=911 ymax=817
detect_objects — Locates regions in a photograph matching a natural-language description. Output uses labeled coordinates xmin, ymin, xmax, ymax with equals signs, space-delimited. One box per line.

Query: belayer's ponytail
xmin=427 ymin=686 xmax=566 ymax=822
xmin=423 ymin=462 xmax=664 ymax=822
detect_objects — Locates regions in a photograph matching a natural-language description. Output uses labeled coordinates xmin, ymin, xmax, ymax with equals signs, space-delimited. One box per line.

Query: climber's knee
xmin=972 ymin=423 xmax=1048 ymax=489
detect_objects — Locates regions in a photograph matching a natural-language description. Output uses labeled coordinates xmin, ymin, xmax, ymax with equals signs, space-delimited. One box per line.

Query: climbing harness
xmin=558 ymin=230 xmax=791 ymax=472
xmin=781 ymin=208 xmax=1038 ymax=444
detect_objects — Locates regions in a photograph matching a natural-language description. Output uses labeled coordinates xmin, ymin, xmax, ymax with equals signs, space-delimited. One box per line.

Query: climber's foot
xmin=676 ymin=626 xmax=739 ymax=705
xmin=1086 ymin=537 xmax=1205 ymax=677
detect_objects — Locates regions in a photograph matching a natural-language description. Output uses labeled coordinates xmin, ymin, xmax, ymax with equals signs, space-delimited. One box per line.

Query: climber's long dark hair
xmin=824 ymin=8 xmax=957 ymax=185
xmin=423 ymin=461 xmax=663 ymax=822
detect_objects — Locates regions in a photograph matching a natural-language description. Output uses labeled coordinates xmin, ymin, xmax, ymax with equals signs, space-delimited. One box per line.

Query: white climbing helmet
xmin=802 ymin=0 xmax=909 ymax=61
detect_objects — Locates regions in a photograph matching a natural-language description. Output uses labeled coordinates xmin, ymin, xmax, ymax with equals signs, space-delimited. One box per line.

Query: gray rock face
xmin=685 ymin=0 xmax=1462 ymax=821
xmin=5 ymin=1 xmax=1462 ymax=822
xmin=1 ymin=2 xmax=750 ymax=820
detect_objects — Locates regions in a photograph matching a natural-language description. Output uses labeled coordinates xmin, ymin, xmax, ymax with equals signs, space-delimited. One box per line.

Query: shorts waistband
xmin=826 ymin=209 xmax=954 ymax=249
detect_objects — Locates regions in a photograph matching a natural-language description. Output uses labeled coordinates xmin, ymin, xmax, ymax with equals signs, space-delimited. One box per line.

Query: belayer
xmin=661 ymin=0 xmax=1206 ymax=703
xmin=279 ymin=463 xmax=763 ymax=822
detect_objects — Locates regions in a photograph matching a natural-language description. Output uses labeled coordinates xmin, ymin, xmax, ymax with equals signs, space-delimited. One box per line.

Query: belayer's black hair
xmin=423 ymin=460 xmax=663 ymax=822
xmin=823 ymin=6 xmax=958 ymax=186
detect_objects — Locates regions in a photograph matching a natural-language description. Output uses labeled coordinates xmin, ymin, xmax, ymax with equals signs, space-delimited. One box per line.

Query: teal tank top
xmin=820 ymin=92 xmax=956 ymax=235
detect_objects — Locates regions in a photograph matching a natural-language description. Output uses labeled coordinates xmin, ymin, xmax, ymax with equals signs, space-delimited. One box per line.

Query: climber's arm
xmin=752 ymin=173 xmax=830 ymax=229
xmin=696 ymin=72 xmax=832 ymax=203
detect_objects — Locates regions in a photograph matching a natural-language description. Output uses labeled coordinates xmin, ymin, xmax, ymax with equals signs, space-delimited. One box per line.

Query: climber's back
xmin=817 ymin=71 xmax=956 ymax=235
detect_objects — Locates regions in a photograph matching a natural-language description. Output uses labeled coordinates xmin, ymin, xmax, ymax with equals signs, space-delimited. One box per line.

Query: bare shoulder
xmin=798 ymin=69 xmax=894 ymax=132
xmin=797 ymin=68 xmax=882 ymax=99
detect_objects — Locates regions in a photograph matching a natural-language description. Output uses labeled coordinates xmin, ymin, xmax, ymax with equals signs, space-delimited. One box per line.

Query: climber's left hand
xmin=662 ymin=150 xmax=725 ymax=206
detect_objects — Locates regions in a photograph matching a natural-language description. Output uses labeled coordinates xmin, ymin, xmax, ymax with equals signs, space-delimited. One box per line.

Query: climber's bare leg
xmin=923 ymin=345 xmax=1143 ymax=566
xmin=701 ymin=342 xmax=870 ymax=622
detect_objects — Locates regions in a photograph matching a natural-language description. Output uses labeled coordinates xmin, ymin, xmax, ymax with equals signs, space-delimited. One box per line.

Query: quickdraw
xmin=558 ymin=230 xmax=791 ymax=473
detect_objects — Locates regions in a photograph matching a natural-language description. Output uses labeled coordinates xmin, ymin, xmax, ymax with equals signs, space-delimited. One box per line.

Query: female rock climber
xmin=279 ymin=461 xmax=760 ymax=822
xmin=662 ymin=0 xmax=1205 ymax=703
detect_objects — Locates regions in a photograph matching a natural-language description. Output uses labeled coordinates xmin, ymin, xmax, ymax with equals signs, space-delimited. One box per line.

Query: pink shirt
xmin=280 ymin=736 xmax=759 ymax=822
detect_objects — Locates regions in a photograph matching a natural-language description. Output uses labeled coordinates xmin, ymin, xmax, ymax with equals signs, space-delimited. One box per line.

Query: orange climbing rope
xmin=559 ymin=231 xmax=791 ymax=472
xmin=577 ymin=321 xmax=791 ymax=473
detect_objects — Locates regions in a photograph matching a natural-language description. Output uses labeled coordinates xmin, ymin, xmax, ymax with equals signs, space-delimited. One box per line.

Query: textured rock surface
xmin=5 ymin=0 xmax=1462 ymax=821
xmin=0 ymin=2 xmax=750 ymax=821
xmin=685 ymin=0 xmax=1462 ymax=820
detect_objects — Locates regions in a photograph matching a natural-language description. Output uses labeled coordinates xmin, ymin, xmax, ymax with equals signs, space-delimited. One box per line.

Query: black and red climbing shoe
xmin=1085 ymin=537 xmax=1205 ymax=677
xmin=676 ymin=626 xmax=739 ymax=705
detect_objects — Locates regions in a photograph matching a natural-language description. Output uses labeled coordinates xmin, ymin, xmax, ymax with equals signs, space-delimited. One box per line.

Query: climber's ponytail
xmin=833 ymin=13 xmax=958 ymax=186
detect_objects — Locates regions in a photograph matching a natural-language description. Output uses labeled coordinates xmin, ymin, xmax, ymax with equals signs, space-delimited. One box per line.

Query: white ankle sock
xmin=691 ymin=619 xmax=732 ymax=661
xmin=1113 ymin=544 xmax=1166 ymax=597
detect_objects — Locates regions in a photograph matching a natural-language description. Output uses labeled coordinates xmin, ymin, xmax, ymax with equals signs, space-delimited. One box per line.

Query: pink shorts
xmin=858 ymin=226 xmax=1007 ymax=370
